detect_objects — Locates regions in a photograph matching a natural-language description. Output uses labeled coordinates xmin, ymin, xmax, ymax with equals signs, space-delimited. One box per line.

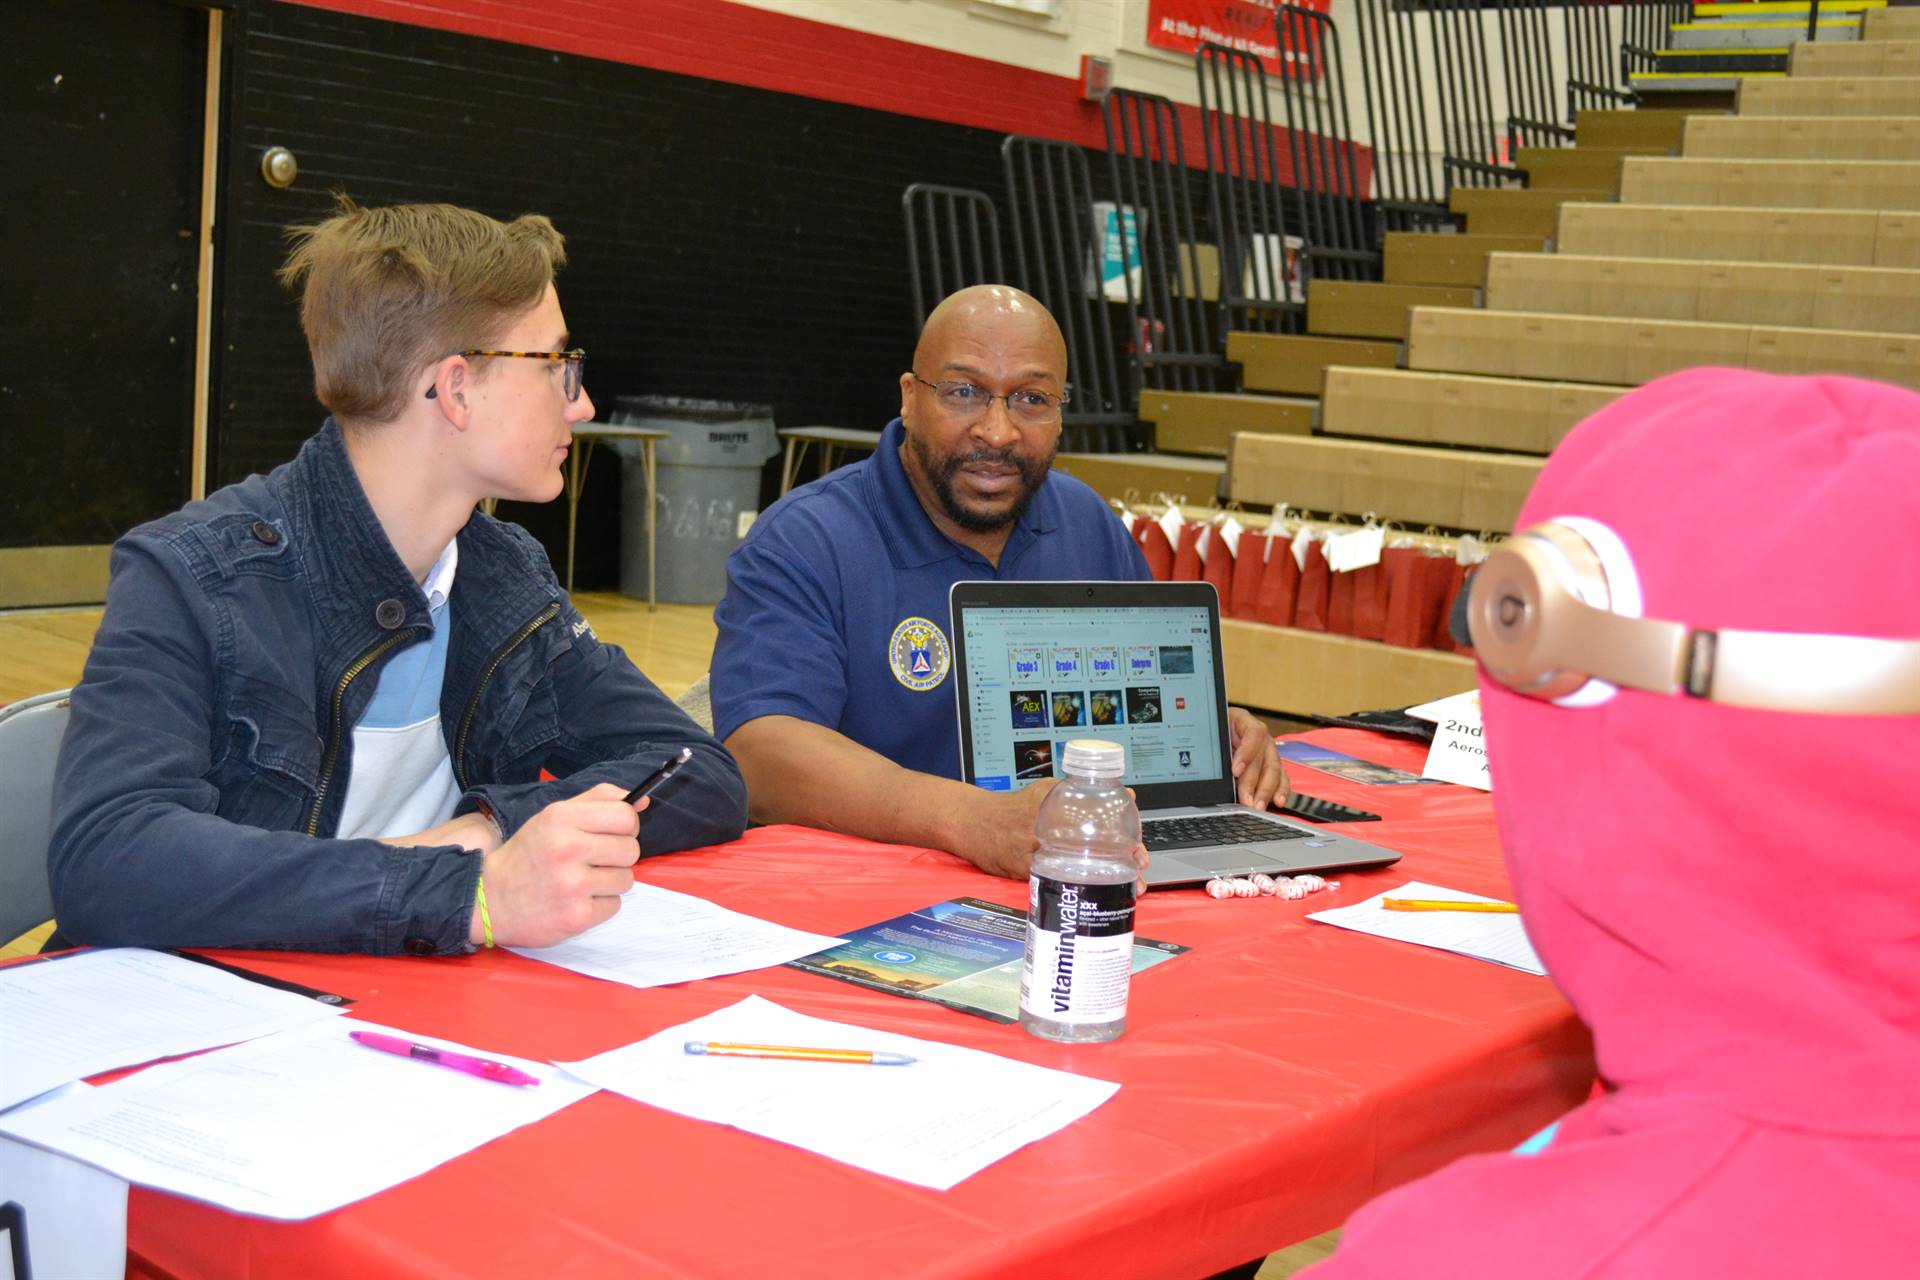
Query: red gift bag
xmin=1139 ymin=520 xmax=1176 ymax=581
xmin=1199 ymin=524 xmax=1236 ymax=602
xmin=1326 ymin=565 xmax=1356 ymax=635
xmin=1349 ymin=560 xmax=1388 ymax=642
xmin=1254 ymin=532 xmax=1301 ymax=627
xmin=1383 ymin=548 xmax=1446 ymax=649
xmin=1170 ymin=521 xmax=1204 ymax=581
xmin=1229 ymin=531 xmax=1269 ymax=619
xmin=1293 ymin=537 xmax=1331 ymax=632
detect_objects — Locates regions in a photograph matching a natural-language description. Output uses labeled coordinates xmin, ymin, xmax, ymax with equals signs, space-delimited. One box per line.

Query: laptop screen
xmin=950 ymin=581 xmax=1236 ymax=809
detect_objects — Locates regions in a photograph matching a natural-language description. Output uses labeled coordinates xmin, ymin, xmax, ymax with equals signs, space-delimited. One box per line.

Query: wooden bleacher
xmin=1557 ymin=204 xmax=1920 ymax=267
xmin=1575 ymin=108 xmax=1707 ymax=151
xmin=1382 ymin=233 xmax=1548 ymax=288
xmin=1484 ymin=254 xmax=1920 ymax=333
xmin=1447 ymin=186 xmax=1612 ymax=238
xmin=1864 ymin=7 xmax=1920 ymax=39
xmin=1305 ymin=282 xmax=1477 ymax=342
xmin=1617 ymin=156 xmax=1920 ymax=209
xmin=1101 ymin=7 xmax=1920 ymax=718
xmin=1683 ymin=115 xmax=1920 ymax=160
xmin=1737 ymin=75 xmax=1920 ymax=116
xmin=1790 ymin=38 xmax=1920 ymax=76
xmin=1317 ymin=368 xmax=1623 ymax=455
xmin=1228 ymin=433 xmax=1541 ymax=533
xmin=1408 ymin=306 xmax=1920 ymax=389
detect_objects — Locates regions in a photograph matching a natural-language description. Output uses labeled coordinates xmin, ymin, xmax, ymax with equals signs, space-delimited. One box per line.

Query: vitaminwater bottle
xmin=1018 ymin=739 xmax=1140 ymax=1043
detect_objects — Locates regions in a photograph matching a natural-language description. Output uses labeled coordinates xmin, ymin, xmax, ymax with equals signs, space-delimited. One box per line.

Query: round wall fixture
xmin=261 ymin=146 xmax=299 ymax=189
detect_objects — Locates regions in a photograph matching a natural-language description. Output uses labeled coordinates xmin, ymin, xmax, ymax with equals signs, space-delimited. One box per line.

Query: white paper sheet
xmin=1405 ymin=688 xmax=1478 ymax=724
xmin=0 ymin=1019 xmax=596 ymax=1221
xmin=1411 ymin=690 xmax=1492 ymax=790
xmin=509 ymin=882 xmax=845 ymax=989
xmin=0 ymin=1084 xmax=129 ymax=1280
xmin=560 ymin=994 xmax=1119 ymax=1191
xmin=1307 ymin=880 xmax=1547 ymax=975
xmin=0 ymin=948 xmax=347 ymax=1113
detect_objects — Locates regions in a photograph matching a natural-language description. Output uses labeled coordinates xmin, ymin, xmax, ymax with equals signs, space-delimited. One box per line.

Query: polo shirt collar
xmin=866 ymin=417 xmax=1062 ymax=571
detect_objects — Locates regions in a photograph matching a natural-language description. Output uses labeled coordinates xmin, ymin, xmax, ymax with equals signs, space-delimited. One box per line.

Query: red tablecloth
xmin=122 ymin=730 xmax=1592 ymax=1280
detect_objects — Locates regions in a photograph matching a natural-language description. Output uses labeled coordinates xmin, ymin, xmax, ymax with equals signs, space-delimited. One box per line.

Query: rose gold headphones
xmin=1465 ymin=521 xmax=1920 ymax=715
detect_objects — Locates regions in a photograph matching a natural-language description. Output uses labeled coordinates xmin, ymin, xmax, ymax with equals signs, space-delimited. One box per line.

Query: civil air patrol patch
xmin=888 ymin=616 xmax=951 ymax=692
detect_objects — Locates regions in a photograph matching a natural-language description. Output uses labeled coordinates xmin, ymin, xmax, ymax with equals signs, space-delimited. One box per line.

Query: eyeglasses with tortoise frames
xmin=424 ymin=348 xmax=586 ymax=402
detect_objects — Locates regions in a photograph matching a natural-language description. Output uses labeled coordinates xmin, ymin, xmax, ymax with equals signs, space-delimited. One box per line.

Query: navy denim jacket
xmin=50 ymin=421 xmax=748 ymax=955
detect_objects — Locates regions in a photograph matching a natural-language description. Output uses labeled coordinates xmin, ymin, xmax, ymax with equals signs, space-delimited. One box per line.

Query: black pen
xmin=624 ymin=746 xmax=693 ymax=806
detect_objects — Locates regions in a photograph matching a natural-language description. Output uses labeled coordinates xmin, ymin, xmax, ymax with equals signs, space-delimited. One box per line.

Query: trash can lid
xmin=612 ymin=395 xmax=773 ymax=423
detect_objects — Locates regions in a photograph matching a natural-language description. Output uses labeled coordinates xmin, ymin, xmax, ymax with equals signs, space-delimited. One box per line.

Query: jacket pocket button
xmin=403 ymin=937 xmax=435 ymax=956
xmin=251 ymin=520 xmax=280 ymax=546
xmin=375 ymin=599 xmax=406 ymax=629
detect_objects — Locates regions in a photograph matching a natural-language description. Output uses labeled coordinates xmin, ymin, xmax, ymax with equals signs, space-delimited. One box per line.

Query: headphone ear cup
xmin=1470 ymin=529 xmax=1604 ymax=701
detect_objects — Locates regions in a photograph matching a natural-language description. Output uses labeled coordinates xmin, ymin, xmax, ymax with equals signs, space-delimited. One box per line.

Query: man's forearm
xmin=725 ymin=715 xmax=973 ymax=853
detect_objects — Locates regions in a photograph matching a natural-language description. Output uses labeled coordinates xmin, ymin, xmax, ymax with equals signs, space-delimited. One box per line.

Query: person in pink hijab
xmin=1307 ymin=368 xmax=1920 ymax=1278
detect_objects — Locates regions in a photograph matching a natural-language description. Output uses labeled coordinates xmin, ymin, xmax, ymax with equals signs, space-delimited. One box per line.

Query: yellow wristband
xmin=475 ymin=871 xmax=495 ymax=949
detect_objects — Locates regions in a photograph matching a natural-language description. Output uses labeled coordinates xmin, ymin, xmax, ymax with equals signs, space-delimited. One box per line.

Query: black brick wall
xmin=217 ymin=1 xmax=1046 ymax=586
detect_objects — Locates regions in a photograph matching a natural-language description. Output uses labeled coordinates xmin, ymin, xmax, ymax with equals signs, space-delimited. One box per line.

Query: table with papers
xmin=18 ymin=730 xmax=1592 ymax=1280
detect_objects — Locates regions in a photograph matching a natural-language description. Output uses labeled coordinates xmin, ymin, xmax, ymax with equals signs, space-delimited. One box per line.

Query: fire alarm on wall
xmin=1080 ymin=54 xmax=1112 ymax=103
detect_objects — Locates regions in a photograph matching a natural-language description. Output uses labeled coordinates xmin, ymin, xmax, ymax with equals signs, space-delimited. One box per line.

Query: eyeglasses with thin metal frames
xmin=424 ymin=349 xmax=587 ymax=402
xmin=911 ymin=374 xmax=1070 ymax=426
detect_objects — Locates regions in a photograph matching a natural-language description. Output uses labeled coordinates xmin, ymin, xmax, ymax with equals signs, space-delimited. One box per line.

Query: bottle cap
xmin=1061 ymin=738 xmax=1125 ymax=780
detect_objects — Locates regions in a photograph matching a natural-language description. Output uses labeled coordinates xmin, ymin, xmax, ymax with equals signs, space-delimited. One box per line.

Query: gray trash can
xmin=605 ymin=396 xmax=778 ymax=605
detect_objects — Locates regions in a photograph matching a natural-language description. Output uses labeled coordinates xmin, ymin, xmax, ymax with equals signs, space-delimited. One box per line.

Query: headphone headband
xmin=1468 ymin=522 xmax=1920 ymax=716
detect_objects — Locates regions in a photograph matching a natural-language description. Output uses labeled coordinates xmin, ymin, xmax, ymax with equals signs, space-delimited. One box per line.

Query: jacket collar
xmin=866 ymin=417 xmax=1061 ymax=571
xmin=276 ymin=420 xmax=553 ymax=660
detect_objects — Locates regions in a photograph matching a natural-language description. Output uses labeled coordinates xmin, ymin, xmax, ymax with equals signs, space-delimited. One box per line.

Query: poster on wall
xmin=1145 ymin=0 xmax=1329 ymax=80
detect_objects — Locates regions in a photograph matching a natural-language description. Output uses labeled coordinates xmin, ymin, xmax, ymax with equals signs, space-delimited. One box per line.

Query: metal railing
xmin=1621 ymin=0 xmax=1691 ymax=81
xmin=1274 ymin=4 xmax=1379 ymax=280
xmin=1565 ymin=0 xmax=1637 ymax=116
xmin=1427 ymin=0 xmax=1523 ymax=189
xmin=1196 ymin=41 xmax=1306 ymax=338
xmin=901 ymin=183 xmax=1004 ymax=328
xmin=1352 ymin=0 xmax=1449 ymax=233
xmin=1000 ymin=135 xmax=1134 ymax=453
xmin=1101 ymin=88 xmax=1229 ymax=402
xmin=1495 ymin=0 xmax=1578 ymax=148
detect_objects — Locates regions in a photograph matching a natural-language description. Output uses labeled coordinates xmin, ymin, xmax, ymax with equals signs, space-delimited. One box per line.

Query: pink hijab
xmin=1309 ymin=369 xmax=1920 ymax=1277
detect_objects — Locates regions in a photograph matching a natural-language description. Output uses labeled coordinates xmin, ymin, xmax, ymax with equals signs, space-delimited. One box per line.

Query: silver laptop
xmin=949 ymin=580 xmax=1402 ymax=888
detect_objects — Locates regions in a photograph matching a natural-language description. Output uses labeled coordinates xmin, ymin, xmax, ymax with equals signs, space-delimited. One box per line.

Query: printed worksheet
xmin=560 ymin=995 xmax=1119 ymax=1190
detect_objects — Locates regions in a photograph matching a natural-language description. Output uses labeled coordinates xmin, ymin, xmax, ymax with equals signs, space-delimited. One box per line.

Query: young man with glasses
xmin=50 ymin=198 xmax=746 ymax=956
xmin=709 ymin=285 xmax=1286 ymax=879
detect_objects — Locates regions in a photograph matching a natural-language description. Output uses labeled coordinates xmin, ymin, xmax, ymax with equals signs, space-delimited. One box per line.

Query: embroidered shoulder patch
xmin=888 ymin=616 xmax=951 ymax=692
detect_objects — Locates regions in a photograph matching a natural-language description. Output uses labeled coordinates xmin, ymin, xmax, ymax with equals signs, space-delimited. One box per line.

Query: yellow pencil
xmin=1381 ymin=898 xmax=1518 ymax=914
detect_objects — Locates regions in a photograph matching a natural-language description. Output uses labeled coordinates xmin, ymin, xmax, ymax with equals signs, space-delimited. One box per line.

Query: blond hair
xmin=278 ymin=195 xmax=568 ymax=424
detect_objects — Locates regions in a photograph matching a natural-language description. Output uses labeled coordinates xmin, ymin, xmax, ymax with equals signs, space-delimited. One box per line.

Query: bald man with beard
xmin=708 ymin=286 xmax=1287 ymax=879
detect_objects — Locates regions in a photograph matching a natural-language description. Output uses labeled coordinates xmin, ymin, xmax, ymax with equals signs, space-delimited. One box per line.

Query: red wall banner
xmin=1146 ymin=0 xmax=1330 ymax=80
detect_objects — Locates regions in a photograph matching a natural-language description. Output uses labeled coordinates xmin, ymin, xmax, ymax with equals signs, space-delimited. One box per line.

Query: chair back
xmin=674 ymin=673 xmax=714 ymax=736
xmin=0 ymin=689 xmax=70 ymax=944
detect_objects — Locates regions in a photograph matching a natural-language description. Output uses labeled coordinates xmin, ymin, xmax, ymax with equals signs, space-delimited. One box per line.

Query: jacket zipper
xmin=305 ymin=627 xmax=424 ymax=835
xmin=453 ymin=601 xmax=562 ymax=791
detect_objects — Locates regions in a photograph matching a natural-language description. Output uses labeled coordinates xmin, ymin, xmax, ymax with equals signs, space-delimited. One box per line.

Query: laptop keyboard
xmin=1141 ymin=812 xmax=1312 ymax=853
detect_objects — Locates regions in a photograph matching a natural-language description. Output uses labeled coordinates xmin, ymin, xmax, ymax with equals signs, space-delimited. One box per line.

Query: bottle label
xmin=1019 ymin=876 xmax=1135 ymax=1025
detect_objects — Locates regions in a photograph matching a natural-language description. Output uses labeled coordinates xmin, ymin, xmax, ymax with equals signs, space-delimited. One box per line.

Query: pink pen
xmin=348 ymin=1029 xmax=541 ymax=1087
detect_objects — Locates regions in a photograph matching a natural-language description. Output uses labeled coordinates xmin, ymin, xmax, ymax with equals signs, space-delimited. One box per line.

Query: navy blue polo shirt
xmin=711 ymin=417 xmax=1150 ymax=780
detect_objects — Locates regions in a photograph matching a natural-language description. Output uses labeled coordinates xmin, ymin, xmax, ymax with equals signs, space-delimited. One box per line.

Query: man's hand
xmin=470 ymin=783 xmax=648 ymax=948
xmin=947 ymin=778 xmax=1056 ymax=880
xmin=945 ymin=778 xmax=1152 ymax=890
xmin=1227 ymin=706 xmax=1291 ymax=810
